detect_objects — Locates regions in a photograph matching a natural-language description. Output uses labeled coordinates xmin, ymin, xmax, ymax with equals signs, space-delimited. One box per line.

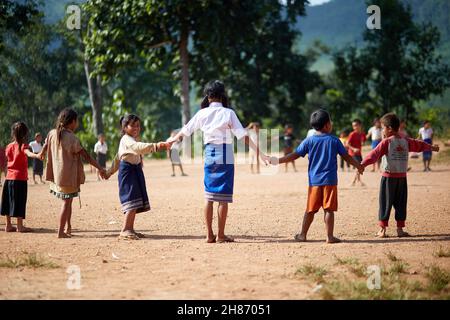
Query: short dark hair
xmin=310 ymin=109 xmax=331 ymax=131
xmin=352 ymin=119 xmax=362 ymax=125
xmin=11 ymin=121 xmax=29 ymax=150
xmin=120 ymin=114 xmax=141 ymax=135
xmin=201 ymin=80 xmax=230 ymax=109
xmin=423 ymin=120 xmax=430 ymax=125
xmin=381 ymin=113 xmax=400 ymax=131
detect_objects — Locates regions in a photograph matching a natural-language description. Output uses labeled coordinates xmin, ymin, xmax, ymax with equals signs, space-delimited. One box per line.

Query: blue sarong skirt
xmin=204 ymin=144 xmax=235 ymax=203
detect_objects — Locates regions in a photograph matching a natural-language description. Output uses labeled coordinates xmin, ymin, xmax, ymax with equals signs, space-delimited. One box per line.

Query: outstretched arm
xmin=79 ymin=148 xmax=106 ymax=179
xmin=243 ymin=135 xmax=269 ymax=165
xmin=342 ymin=153 xmax=364 ymax=174
xmin=270 ymin=152 xmax=301 ymax=165
xmin=24 ymin=149 xmax=40 ymax=159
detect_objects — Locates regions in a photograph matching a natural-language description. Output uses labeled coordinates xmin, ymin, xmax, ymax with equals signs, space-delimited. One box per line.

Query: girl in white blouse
xmin=169 ymin=80 xmax=267 ymax=243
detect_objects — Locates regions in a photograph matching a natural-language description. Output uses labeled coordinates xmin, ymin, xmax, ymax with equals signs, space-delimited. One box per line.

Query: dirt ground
xmin=1 ymin=145 xmax=449 ymax=300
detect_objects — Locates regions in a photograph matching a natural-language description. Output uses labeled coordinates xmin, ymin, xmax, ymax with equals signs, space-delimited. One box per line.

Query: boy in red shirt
xmin=347 ymin=119 xmax=366 ymax=186
xmin=361 ymin=113 xmax=439 ymax=238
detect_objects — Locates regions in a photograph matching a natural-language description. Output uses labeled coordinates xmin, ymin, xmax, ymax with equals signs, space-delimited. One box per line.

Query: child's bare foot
xmin=216 ymin=235 xmax=234 ymax=243
xmin=17 ymin=226 xmax=33 ymax=233
xmin=5 ymin=226 xmax=17 ymax=232
xmin=397 ymin=229 xmax=411 ymax=237
xmin=294 ymin=233 xmax=307 ymax=242
xmin=132 ymin=231 xmax=146 ymax=238
xmin=326 ymin=236 xmax=341 ymax=244
xmin=206 ymin=236 xmax=216 ymax=243
xmin=376 ymin=228 xmax=387 ymax=238
xmin=58 ymin=232 xmax=71 ymax=238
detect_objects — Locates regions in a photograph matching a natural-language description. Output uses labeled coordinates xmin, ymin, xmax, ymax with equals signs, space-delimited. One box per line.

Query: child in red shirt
xmin=361 ymin=113 xmax=439 ymax=238
xmin=347 ymin=119 xmax=366 ymax=186
xmin=1 ymin=122 xmax=41 ymax=232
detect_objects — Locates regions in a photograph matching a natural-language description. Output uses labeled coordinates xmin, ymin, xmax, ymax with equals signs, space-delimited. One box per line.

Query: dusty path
xmin=1 ymin=149 xmax=449 ymax=299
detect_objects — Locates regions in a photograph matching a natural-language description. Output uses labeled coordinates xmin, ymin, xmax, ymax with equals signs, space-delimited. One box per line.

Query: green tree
xmin=332 ymin=0 xmax=450 ymax=122
xmin=83 ymin=0 xmax=315 ymax=126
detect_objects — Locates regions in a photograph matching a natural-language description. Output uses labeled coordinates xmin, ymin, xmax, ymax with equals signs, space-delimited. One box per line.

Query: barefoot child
xmin=94 ymin=133 xmax=108 ymax=181
xmin=361 ymin=113 xmax=439 ymax=238
xmin=168 ymin=80 xmax=267 ymax=243
xmin=269 ymin=109 xmax=364 ymax=243
xmin=167 ymin=130 xmax=187 ymax=177
xmin=366 ymin=118 xmax=382 ymax=172
xmin=338 ymin=130 xmax=350 ymax=172
xmin=40 ymin=108 xmax=106 ymax=238
xmin=29 ymin=133 xmax=45 ymax=184
xmin=106 ymin=114 xmax=170 ymax=240
xmin=246 ymin=122 xmax=261 ymax=174
xmin=347 ymin=119 xmax=366 ymax=186
xmin=283 ymin=124 xmax=298 ymax=172
xmin=1 ymin=122 xmax=41 ymax=232
xmin=418 ymin=120 xmax=434 ymax=172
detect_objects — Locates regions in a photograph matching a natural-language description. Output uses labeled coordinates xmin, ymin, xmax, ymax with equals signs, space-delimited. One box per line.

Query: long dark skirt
xmin=33 ymin=158 xmax=44 ymax=175
xmin=1 ymin=180 xmax=28 ymax=218
xmin=118 ymin=161 xmax=150 ymax=214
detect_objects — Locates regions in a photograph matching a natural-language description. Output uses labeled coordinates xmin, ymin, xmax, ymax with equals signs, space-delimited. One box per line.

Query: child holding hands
xmin=269 ymin=109 xmax=364 ymax=243
xmin=106 ymin=114 xmax=170 ymax=240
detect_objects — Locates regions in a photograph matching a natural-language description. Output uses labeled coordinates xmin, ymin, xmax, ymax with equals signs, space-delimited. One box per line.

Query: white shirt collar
xmin=209 ymin=102 xmax=223 ymax=108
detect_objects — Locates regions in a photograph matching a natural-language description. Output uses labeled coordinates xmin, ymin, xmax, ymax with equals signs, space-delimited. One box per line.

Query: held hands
xmin=157 ymin=141 xmax=172 ymax=151
xmin=431 ymin=144 xmax=440 ymax=152
xmin=356 ymin=163 xmax=365 ymax=175
xmin=98 ymin=168 xmax=108 ymax=180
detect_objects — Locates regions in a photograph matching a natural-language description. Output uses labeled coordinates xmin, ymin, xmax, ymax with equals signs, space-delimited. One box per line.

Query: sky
xmin=308 ymin=0 xmax=332 ymax=6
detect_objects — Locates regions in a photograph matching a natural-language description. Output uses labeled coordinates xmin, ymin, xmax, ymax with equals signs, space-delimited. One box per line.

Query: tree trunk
xmin=84 ymin=60 xmax=104 ymax=136
xmin=179 ymin=25 xmax=191 ymax=126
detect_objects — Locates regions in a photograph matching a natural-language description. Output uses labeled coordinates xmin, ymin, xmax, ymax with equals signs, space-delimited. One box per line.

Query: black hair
xmin=56 ymin=108 xmax=78 ymax=145
xmin=201 ymin=80 xmax=230 ymax=109
xmin=11 ymin=122 xmax=29 ymax=150
xmin=373 ymin=117 xmax=380 ymax=125
xmin=310 ymin=109 xmax=331 ymax=131
xmin=120 ymin=114 xmax=141 ymax=135
xmin=381 ymin=113 xmax=400 ymax=131
xmin=423 ymin=120 xmax=430 ymax=125
xmin=352 ymin=118 xmax=362 ymax=125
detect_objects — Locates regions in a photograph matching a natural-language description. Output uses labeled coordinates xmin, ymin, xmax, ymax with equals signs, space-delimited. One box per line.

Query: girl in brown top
xmin=40 ymin=108 xmax=106 ymax=238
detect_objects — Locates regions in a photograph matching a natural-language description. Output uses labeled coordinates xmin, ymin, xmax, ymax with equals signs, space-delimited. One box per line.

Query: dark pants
xmin=1 ymin=180 xmax=28 ymax=218
xmin=379 ymin=177 xmax=407 ymax=228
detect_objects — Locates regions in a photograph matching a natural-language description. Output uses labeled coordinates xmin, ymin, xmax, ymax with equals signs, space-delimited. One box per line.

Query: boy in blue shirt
xmin=269 ymin=110 xmax=364 ymax=243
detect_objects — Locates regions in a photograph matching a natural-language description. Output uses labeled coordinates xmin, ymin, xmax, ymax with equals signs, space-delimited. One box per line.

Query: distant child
xmin=338 ymin=130 xmax=350 ymax=171
xmin=29 ymin=133 xmax=45 ymax=184
xmin=347 ymin=119 xmax=366 ymax=186
xmin=269 ymin=109 xmax=364 ymax=243
xmin=106 ymin=114 xmax=170 ymax=240
xmin=283 ymin=124 xmax=297 ymax=173
xmin=366 ymin=118 xmax=383 ymax=172
xmin=246 ymin=122 xmax=261 ymax=174
xmin=168 ymin=80 xmax=266 ymax=243
xmin=1 ymin=122 xmax=41 ymax=232
xmin=167 ymin=130 xmax=187 ymax=177
xmin=40 ymin=108 xmax=106 ymax=238
xmin=361 ymin=113 xmax=439 ymax=238
xmin=418 ymin=121 xmax=434 ymax=172
xmin=94 ymin=133 xmax=108 ymax=181
xmin=0 ymin=145 xmax=6 ymax=187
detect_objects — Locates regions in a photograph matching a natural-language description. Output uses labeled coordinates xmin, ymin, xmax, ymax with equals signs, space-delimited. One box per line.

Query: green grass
xmin=334 ymin=256 xmax=367 ymax=278
xmin=0 ymin=253 xmax=59 ymax=269
xmin=388 ymin=261 xmax=409 ymax=276
xmin=434 ymin=247 xmax=450 ymax=258
xmin=296 ymin=263 xmax=328 ymax=283
xmin=426 ymin=265 xmax=450 ymax=293
xmin=386 ymin=251 xmax=400 ymax=262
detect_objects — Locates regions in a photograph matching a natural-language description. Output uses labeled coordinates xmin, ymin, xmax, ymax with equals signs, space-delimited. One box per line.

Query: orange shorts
xmin=306 ymin=185 xmax=338 ymax=214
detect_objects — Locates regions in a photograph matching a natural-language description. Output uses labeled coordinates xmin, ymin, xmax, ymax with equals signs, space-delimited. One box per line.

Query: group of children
xmin=0 ymin=80 xmax=441 ymax=243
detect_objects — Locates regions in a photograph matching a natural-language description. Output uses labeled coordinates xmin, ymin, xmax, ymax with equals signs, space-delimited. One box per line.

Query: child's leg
xmin=378 ymin=177 xmax=393 ymax=237
xmin=58 ymin=199 xmax=73 ymax=238
xmin=427 ymin=159 xmax=432 ymax=171
xmin=295 ymin=212 xmax=315 ymax=241
xmin=204 ymin=200 xmax=215 ymax=242
xmin=171 ymin=164 xmax=175 ymax=176
xmin=33 ymin=173 xmax=37 ymax=184
xmin=5 ymin=216 xmax=16 ymax=232
xmin=393 ymin=178 xmax=409 ymax=237
xmin=291 ymin=160 xmax=298 ymax=172
xmin=178 ymin=164 xmax=187 ymax=176
xmin=66 ymin=201 xmax=73 ymax=235
xmin=324 ymin=211 xmax=340 ymax=243
xmin=217 ymin=202 xmax=233 ymax=242
xmin=122 ymin=209 xmax=137 ymax=233
xmin=16 ymin=217 xmax=32 ymax=233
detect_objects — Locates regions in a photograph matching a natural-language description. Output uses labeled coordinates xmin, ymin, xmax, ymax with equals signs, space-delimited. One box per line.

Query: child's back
xmin=297 ymin=133 xmax=347 ymax=186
